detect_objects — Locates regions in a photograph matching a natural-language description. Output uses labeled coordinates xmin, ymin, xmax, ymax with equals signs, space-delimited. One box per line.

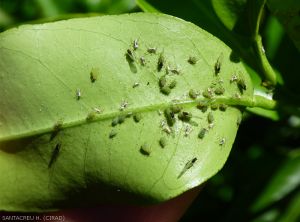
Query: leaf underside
xmin=0 ymin=13 xmax=253 ymax=212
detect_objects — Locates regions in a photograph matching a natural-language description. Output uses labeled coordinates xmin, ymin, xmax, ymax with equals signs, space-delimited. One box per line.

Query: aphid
xmin=132 ymin=82 xmax=140 ymax=88
xmin=133 ymin=39 xmax=139 ymax=50
xmin=120 ymin=101 xmax=129 ymax=111
xmin=48 ymin=143 xmax=61 ymax=168
xmin=219 ymin=138 xmax=226 ymax=146
xmin=159 ymin=76 xmax=167 ymax=87
xmin=178 ymin=157 xmax=197 ymax=179
xmin=202 ymin=88 xmax=213 ymax=99
xmin=198 ymin=128 xmax=207 ymax=139
xmin=184 ymin=125 xmax=193 ymax=137
xmin=210 ymin=103 xmax=219 ymax=110
xmin=111 ymin=117 xmax=119 ymax=127
xmin=162 ymin=125 xmax=172 ymax=134
xmin=164 ymin=108 xmax=176 ymax=126
xmin=76 ymin=88 xmax=81 ymax=100
xmin=214 ymin=87 xmax=225 ymax=95
xmin=214 ymin=53 xmax=223 ymax=75
xmin=93 ymin=107 xmax=103 ymax=114
xmin=109 ymin=130 xmax=117 ymax=138
xmin=140 ymin=143 xmax=151 ymax=155
xmin=207 ymin=112 xmax=214 ymax=124
xmin=169 ymin=80 xmax=177 ymax=89
xmin=219 ymin=104 xmax=228 ymax=111
xmin=90 ymin=68 xmax=99 ymax=83
xmin=140 ymin=57 xmax=146 ymax=66
xmin=237 ymin=78 xmax=247 ymax=93
xmin=147 ymin=47 xmax=157 ymax=54
xmin=188 ymin=56 xmax=197 ymax=65
xmin=157 ymin=53 xmax=165 ymax=72
xmin=230 ymin=74 xmax=238 ymax=83
xmin=160 ymin=86 xmax=171 ymax=95
xmin=126 ymin=49 xmax=135 ymax=62
xmin=133 ymin=113 xmax=142 ymax=122
xmin=118 ymin=115 xmax=126 ymax=124
xmin=189 ymin=89 xmax=198 ymax=99
xmin=178 ymin=111 xmax=192 ymax=122
xmin=170 ymin=105 xmax=182 ymax=114
xmin=86 ymin=111 xmax=97 ymax=121
xmin=170 ymin=68 xmax=180 ymax=75
xmin=50 ymin=120 xmax=63 ymax=141
xmin=159 ymin=137 xmax=167 ymax=148
xmin=197 ymin=101 xmax=208 ymax=112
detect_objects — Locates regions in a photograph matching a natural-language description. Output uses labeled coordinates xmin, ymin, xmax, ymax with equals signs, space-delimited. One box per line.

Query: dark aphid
xmin=170 ymin=105 xmax=182 ymax=114
xmin=160 ymin=86 xmax=171 ymax=95
xmin=197 ymin=101 xmax=208 ymax=112
xmin=159 ymin=137 xmax=167 ymax=148
xmin=198 ymin=128 xmax=207 ymax=139
xmin=188 ymin=56 xmax=197 ymax=65
xmin=219 ymin=104 xmax=228 ymax=111
xmin=50 ymin=120 xmax=63 ymax=141
xmin=133 ymin=113 xmax=142 ymax=122
xmin=132 ymin=82 xmax=140 ymax=88
xmin=189 ymin=89 xmax=198 ymax=99
xmin=86 ymin=111 xmax=97 ymax=121
xmin=126 ymin=49 xmax=135 ymax=62
xmin=90 ymin=68 xmax=99 ymax=83
xmin=178 ymin=157 xmax=197 ymax=179
xmin=140 ymin=57 xmax=146 ymax=66
xmin=76 ymin=88 xmax=81 ymax=100
xmin=109 ymin=130 xmax=117 ymax=138
xmin=157 ymin=53 xmax=165 ymax=72
xmin=210 ymin=103 xmax=219 ymax=110
xmin=169 ymin=80 xmax=177 ymax=89
xmin=164 ymin=108 xmax=176 ymax=126
xmin=202 ymin=88 xmax=213 ymax=99
xmin=147 ymin=47 xmax=157 ymax=54
xmin=48 ymin=143 xmax=61 ymax=169
xmin=214 ymin=53 xmax=223 ymax=75
xmin=133 ymin=39 xmax=138 ymax=50
xmin=159 ymin=76 xmax=167 ymax=87
xmin=207 ymin=112 xmax=214 ymax=124
xmin=237 ymin=78 xmax=247 ymax=93
xmin=219 ymin=138 xmax=226 ymax=146
xmin=118 ymin=115 xmax=126 ymax=124
xmin=214 ymin=87 xmax=225 ymax=95
xmin=111 ymin=117 xmax=119 ymax=127
xmin=178 ymin=111 xmax=192 ymax=122
xmin=140 ymin=143 xmax=151 ymax=155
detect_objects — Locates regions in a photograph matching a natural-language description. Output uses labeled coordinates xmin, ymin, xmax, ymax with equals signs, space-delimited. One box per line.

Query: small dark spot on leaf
xmin=188 ymin=56 xmax=197 ymax=65
xmin=133 ymin=113 xmax=142 ymax=122
xmin=109 ymin=130 xmax=117 ymax=138
xmin=159 ymin=137 xmax=167 ymax=148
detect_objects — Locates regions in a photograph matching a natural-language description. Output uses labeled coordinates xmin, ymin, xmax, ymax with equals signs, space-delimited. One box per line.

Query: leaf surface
xmin=0 ymin=13 xmax=253 ymax=211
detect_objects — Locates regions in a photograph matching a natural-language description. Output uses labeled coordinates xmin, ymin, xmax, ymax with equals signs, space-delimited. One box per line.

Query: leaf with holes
xmin=0 ymin=13 xmax=253 ymax=212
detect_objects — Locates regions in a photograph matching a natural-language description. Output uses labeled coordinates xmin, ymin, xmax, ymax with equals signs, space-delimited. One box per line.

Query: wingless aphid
xmin=90 ymin=68 xmax=99 ymax=83
xmin=48 ymin=143 xmax=61 ymax=168
xmin=133 ymin=113 xmax=142 ymax=122
xmin=76 ymin=88 xmax=81 ymax=100
xmin=178 ymin=157 xmax=197 ymax=179
xmin=214 ymin=53 xmax=223 ymax=75
xmin=147 ymin=47 xmax=157 ymax=54
xmin=109 ymin=130 xmax=117 ymax=139
xmin=207 ymin=112 xmax=214 ymax=124
xmin=188 ymin=56 xmax=197 ymax=65
xmin=126 ymin=49 xmax=135 ymax=62
xmin=159 ymin=137 xmax=167 ymax=148
xmin=133 ymin=39 xmax=139 ymax=50
xmin=169 ymin=80 xmax=177 ymax=89
xmin=198 ymin=128 xmax=207 ymax=139
xmin=157 ymin=53 xmax=165 ymax=72
xmin=189 ymin=89 xmax=198 ymax=99
xmin=140 ymin=143 xmax=151 ymax=155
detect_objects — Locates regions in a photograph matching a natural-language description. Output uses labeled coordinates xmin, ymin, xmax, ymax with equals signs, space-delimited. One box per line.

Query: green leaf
xmin=278 ymin=190 xmax=300 ymax=222
xmin=267 ymin=0 xmax=300 ymax=52
xmin=251 ymin=154 xmax=300 ymax=212
xmin=0 ymin=13 xmax=253 ymax=212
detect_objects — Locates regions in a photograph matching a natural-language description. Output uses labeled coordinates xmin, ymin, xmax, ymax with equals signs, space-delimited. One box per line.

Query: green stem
xmin=251 ymin=0 xmax=277 ymax=86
